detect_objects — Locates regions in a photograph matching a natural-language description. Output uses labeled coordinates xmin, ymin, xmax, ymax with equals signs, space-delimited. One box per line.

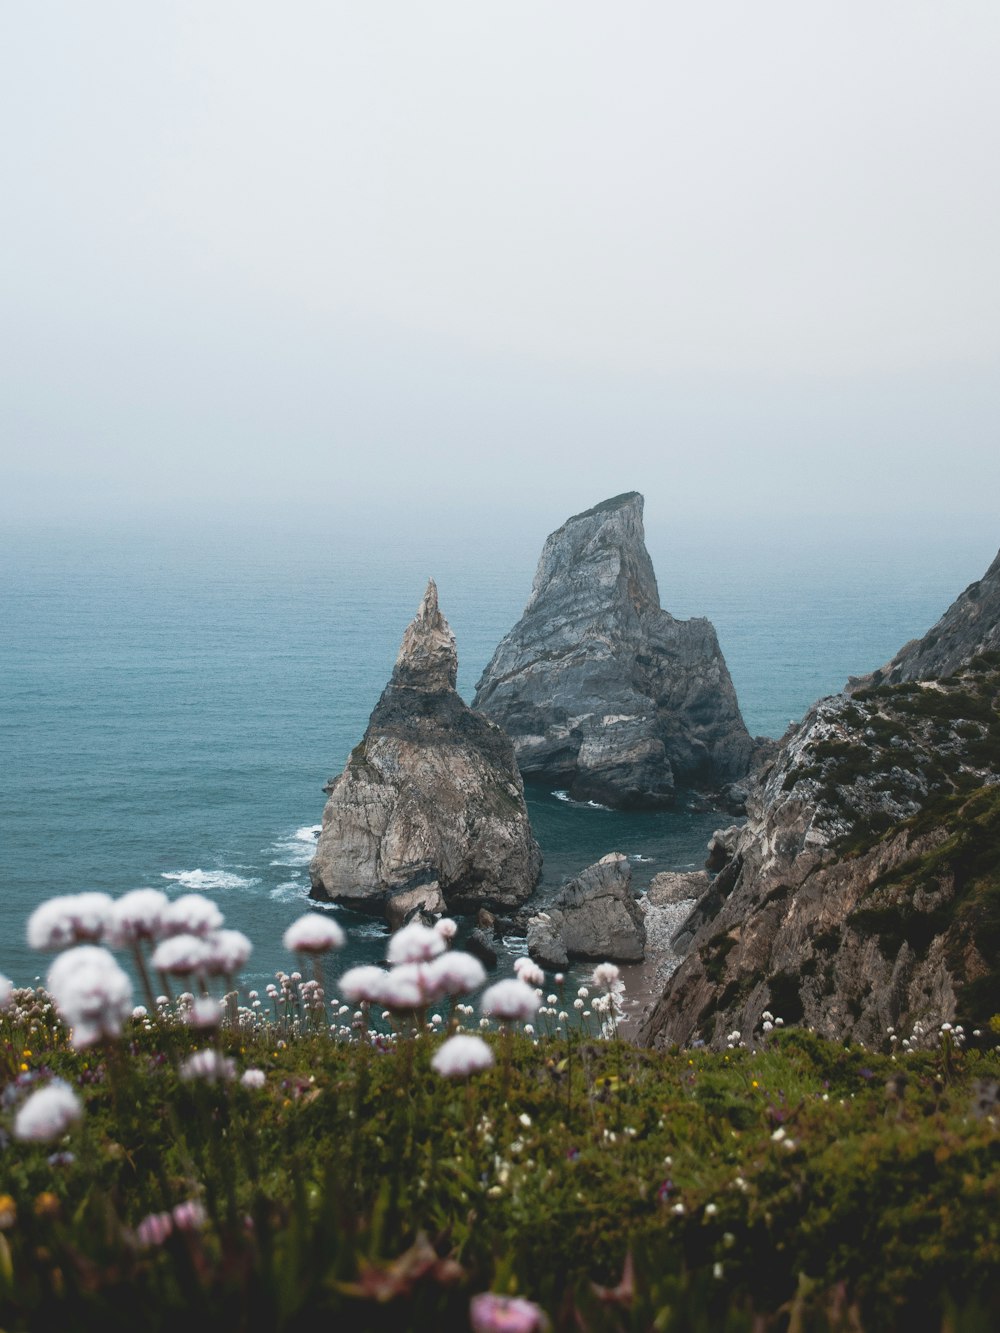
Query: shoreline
xmin=617 ymin=896 xmax=696 ymax=1039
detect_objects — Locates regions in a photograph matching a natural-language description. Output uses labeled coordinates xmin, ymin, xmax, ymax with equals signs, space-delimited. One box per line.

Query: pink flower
xmin=179 ymin=1049 xmax=236 ymax=1083
xmin=514 ymin=957 xmax=545 ymax=988
xmin=283 ymin=914 xmax=346 ymax=953
xmin=151 ymin=934 xmax=212 ymax=977
xmin=171 ymin=1200 xmax=206 ymax=1231
xmin=28 ymin=893 xmax=114 ymax=950
xmin=0 ymin=973 xmax=12 ymax=1011
xmin=14 ymin=1080 xmax=84 ymax=1142
xmin=136 ymin=1211 xmax=173 ymax=1247
xmin=434 ymin=917 xmax=458 ymax=941
xmin=338 ymin=965 xmax=390 ymax=1005
xmin=162 ymin=894 xmax=224 ymax=937
xmin=240 ymin=1068 xmax=266 ymax=1089
xmin=46 ymin=946 xmax=133 ymax=1048
xmin=431 ymin=1034 xmax=494 ymax=1079
xmin=424 ymin=951 xmax=486 ymax=999
xmin=107 ymin=889 xmax=170 ymax=946
xmin=591 ymin=962 xmax=621 ymax=990
xmin=386 ymin=921 xmax=445 ymax=965
xmin=470 ymin=1292 xmax=549 ymax=1332
xmin=481 ymin=978 xmax=539 ymax=1023
xmin=202 ymin=929 xmax=253 ymax=976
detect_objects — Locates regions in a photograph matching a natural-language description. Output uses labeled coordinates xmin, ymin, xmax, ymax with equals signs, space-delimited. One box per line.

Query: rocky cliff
xmin=472 ymin=493 xmax=755 ymax=809
xmin=639 ymin=547 xmax=1000 ymax=1051
xmin=309 ymin=581 xmax=542 ymax=918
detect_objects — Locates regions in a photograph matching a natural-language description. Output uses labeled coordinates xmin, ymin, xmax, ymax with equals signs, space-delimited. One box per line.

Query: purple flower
xmin=470 ymin=1292 xmax=549 ymax=1332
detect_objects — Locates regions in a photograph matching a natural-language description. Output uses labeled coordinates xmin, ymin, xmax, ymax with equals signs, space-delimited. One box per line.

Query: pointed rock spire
xmin=392 ymin=578 xmax=458 ymax=692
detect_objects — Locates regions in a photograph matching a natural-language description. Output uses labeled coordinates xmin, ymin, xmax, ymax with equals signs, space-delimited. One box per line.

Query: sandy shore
xmin=616 ymin=896 xmax=696 ymax=1039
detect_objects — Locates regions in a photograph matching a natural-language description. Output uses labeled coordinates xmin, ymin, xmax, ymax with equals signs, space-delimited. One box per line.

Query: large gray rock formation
xmin=639 ymin=544 xmax=1000 ymax=1051
xmin=472 ymin=493 xmax=755 ymax=809
xmin=849 ymin=546 xmax=1000 ymax=690
xmin=526 ymin=853 xmax=646 ymax=967
xmin=309 ymin=581 xmax=542 ymax=918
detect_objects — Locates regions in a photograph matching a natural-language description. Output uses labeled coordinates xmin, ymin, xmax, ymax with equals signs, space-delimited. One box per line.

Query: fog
xmin=2 ymin=2 xmax=998 ymax=548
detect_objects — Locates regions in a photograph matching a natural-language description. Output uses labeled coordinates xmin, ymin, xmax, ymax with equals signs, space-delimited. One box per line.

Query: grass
xmin=2 ymin=991 xmax=999 ymax=1331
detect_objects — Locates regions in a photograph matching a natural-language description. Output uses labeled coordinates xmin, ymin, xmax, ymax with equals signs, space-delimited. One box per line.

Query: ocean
xmin=2 ymin=509 xmax=994 ymax=996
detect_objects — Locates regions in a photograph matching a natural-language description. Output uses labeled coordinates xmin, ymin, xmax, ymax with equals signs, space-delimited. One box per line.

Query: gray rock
xmin=527 ymin=853 xmax=646 ymax=963
xmin=466 ymin=927 xmax=499 ymax=968
xmin=473 ymin=492 xmax=757 ymax=809
xmin=646 ymin=870 xmax=710 ymax=906
xmin=385 ymin=880 xmax=447 ymax=931
xmin=706 ymin=825 xmax=742 ymax=872
xmin=309 ymin=580 xmax=542 ymax=917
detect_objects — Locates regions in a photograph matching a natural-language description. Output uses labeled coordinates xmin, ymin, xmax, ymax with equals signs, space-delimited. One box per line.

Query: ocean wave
xmin=550 ymin=790 xmax=612 ymax=812
xmin=630 ymin=854 xmax=655 ymax=863
xmin=267 ymin=824 xmax=322 ymax=866
xmin=269 ymin=881 xmax=308 ymax=903
xmin=161 ymin=869 xmax=259 ymax=892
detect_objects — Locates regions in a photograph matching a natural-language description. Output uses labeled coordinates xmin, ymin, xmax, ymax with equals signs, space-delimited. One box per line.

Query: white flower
xmin=591 ymin=962 xmax=621 ymax=989
xmin=107 ymin=889 xmax=170 ymax=946
xmin=386 ymin=921 xmax=445 ymax=965
xmin=424 ymin=950 xmax=486 ymax=998
xmin=481 ymin=978 xmax=539 ymax=1022
xmin=434 ymin=918 xmax=458 ymax=941
xmin=379 ymin=965 xmax=426 ymax=1010
xmin=577 ymin=986 xmax=589 ymax=999
xmin=46 ymin=946 xmax=133 ymax=1048
xmin=185 ymin=997 xmax=223 ymax=1030
xmin=241 ymin=1068 xmax=266 ymax=1089
xmin=518 ymin=1112 xmax=532 ymax=1127
xmin=431 ymin=1034 xmax=495 ymax=1078
xmin=162 ymin=894 xmax=224 ymax=937
xmin=762 ymin=1021 xmax=774 ymax=1033
xmin=179 ymin=1049 xmax=236 ymax=1083
xmin=28 ymin=893 xmax=114 ymax=950
xmin=0 ymin=973 xmax=12 ymax=1011
xmin=203 ymin=929 xmax=253 ymax=975
xmin=14 ymin=1080 xmax=84 ymax=1142
xmin=151 ymin=934 xmax=212 ymax=977
xmin=771 ymin=1126 xmax=787 ymax=1142
xmin=283 ymin=914 xmax=345 ymax=953
xmin=573 ymin=998 xmax=585 ymax=1010
xmin=513 ymin=957 xmax=545 ymax=988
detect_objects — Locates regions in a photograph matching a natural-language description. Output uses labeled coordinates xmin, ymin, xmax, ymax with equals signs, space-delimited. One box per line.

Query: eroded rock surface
xmin=639 ymin=547 xmax=1000 ymax=1051
xmin=527 ymin=853 xmax=646 ymax=965
xmin=309 ymin=581 xmax=542 ymax=917
xmin=473 ymin=493 xmax=756 ymax=809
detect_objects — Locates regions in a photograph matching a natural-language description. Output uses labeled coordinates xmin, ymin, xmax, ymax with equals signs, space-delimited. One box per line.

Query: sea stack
xmin=309 ymin=580 xmax=542 ymax=918
xmin=473 ymin=493 xmax=754 ymax=808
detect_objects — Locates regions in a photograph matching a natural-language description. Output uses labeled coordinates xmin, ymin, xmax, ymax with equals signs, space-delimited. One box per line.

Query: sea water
xmin=1 ymin=511 xmax=994 ymax=993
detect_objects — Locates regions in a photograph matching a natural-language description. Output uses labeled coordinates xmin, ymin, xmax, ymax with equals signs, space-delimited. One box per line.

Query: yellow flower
xmin=751 ymin=1080 xmax=759 ymax=1089
xmin=19 ymin=1063 xmax=28 ymax=1073
xmin=0 ymin=1195 xmax=16 ymax=1229
xmin=34 ymin=1192 xmax=61 ymax=1220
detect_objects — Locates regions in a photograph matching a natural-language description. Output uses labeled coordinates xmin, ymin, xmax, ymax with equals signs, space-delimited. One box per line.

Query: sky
xmin=1 ymin=2 xmax=998 ymax=546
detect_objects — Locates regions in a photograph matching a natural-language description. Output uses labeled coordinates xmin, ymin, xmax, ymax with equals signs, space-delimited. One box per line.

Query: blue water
xmin=2 ymin=513 xmax=995 ymax=992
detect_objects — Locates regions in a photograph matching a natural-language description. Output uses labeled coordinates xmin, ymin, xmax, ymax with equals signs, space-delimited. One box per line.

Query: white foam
xmin=269 ymin=882 xmax=308 ymax=903
xmin=550 ymin=789 xmax=611 ymax=812
xmin=161 ymin=869 xmax=259 ymax=892
xmin=267 ymin=824 xmax=323 ymax=867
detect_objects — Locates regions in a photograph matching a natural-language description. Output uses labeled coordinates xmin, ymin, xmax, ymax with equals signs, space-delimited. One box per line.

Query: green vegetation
xmin=2 ymin=998 xmax=999 ymax=1331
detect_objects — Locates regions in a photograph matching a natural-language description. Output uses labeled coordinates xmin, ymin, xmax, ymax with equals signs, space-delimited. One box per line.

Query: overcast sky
xmin=2 ymin=2 xmax=998 ymax=540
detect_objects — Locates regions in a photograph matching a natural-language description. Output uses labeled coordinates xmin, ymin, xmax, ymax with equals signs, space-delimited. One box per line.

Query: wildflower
xmin=14 ymin=1080 xmax=83 ymax=1142
xmin=203 ymin=929 xmax=253 ymax=975
xmin=132 ymin=1005 xmax=148 ymax=1019
xmin=386 ymin=921 xmax=445 ymax=965
xmin=151 ymin=933 xmax=212 ymax=977
xmin=0 ymin=1195 xmax=16 ymax=1229
xmin=185 ymin=997 xmax=223 ymax=1030
xmin=46 ymin=946 xmax=133 ymax=1048
xmin=434 ymin=917 xmax=458 ymax=941
xmin=179 ymin=1049 xmax=236 ymax=1083
xmin=34 ymin=1192 xmax=61 ymax=1219
xmin=513 ymin=957 xmax=545 ymax=988
xmin=704 ymin=1202 xmax=718 ymax=1217
xmin=431 ymin=1034 xmax=495 ymax=1078
xmin=470 ymin=1291 xmax=549 ymax=1332
xmin=591 ymin=962 xmax=620 ymax=989
xmin=162 ymin=894 xmax=224 ymax=937
xmin=0 ymin=973 xmax=13 ymax=1011
xmin=136 ymin=1211 xmax=173 ymax=1247
xmin=282 ymin=914 xmax=345 ymax=953
xmin=573 ymin=998 xmax=584 ymax=1011
xmin=27 ymin=893 xmax=114 ymax=950
xmin=172 ymin=1200 xmax=206 ymax=1230
xmin=577 ymin=987 xmax=589 ymax=999
xmin=518 ymin=1112 xmax=532 ymax=1127
xmin=380 ymin=965 xmax=427 ymax=1011
xmin=424 ymin=950 xmax=487 ymax=998
xmin=241 ymin=1068 xmax=266 ymax=1089
xmin=481 ymin=978 xmax=539 ymax=1022
xmin=107 ymin=888 xmax=170 ymax=946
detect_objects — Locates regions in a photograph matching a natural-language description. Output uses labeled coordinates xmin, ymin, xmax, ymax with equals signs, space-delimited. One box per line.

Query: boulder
xmin=706 ymin=825 xmax=742 ymax=872
xmin=527 ymin=853 xmax=646 ymax=964
xmin=473 ymin=493 xmax=757 ymax=809
xmin=310 ymin=580 xmax=542 ymax=917
xmin=646 ymin=870 xmax=710 ymax=906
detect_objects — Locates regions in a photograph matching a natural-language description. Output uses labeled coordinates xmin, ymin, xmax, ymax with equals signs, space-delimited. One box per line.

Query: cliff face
xmin=309 ymin=581 xmax=542 ymax=917
xmin=851 ymin=546 xmax=1000 ymax=689
xmin=639 ymin=546 xmax=1000 ymax=1051
xmin=472 ymin=493 xmax=754 ymax=809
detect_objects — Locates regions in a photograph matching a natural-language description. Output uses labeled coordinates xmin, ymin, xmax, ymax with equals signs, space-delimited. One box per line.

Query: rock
xmin=385 ymin=880 xmax=447 ymax=931
xmin=639 ymin=641 xmax=1000 ymax=1050
xmin=849 ymin=546 xmax=1000 ymax=690
xmin=706 ymin=825 xmax=742 ymax=872
xmin=527 ymin=853 xmax=646 ymax=964
xmin=473 ymin=492 xmax=758 ymax=809
xmin=465 ymin=927 xmax=499 ymax=968
xmin=646 ymin=870 xmax=710 ymax=906
xmin=526 ymin=913 xmax=569 ymax=969
xmin=309 ymin=580 xmax=543 ymax=917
